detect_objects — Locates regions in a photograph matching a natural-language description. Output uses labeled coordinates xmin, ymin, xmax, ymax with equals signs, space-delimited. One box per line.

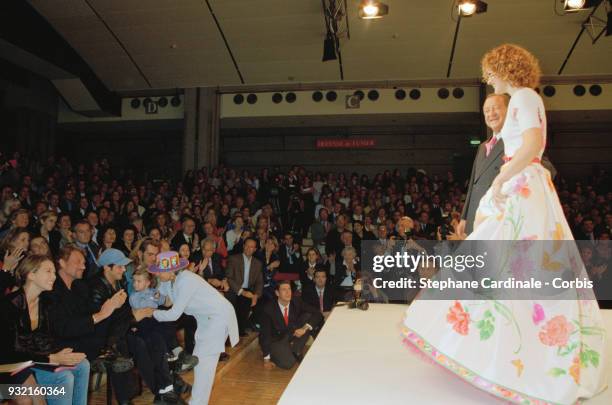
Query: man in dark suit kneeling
xmin=260 ymin=281 xmax=322 ymax=369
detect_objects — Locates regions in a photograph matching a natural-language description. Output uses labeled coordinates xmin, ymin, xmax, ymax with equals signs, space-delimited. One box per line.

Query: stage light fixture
xmin=358 ymin=1 xmax=389 ymax=19
xmin=326 ymin=91 xmax=337 ymax=102
xmin=130 ymin=98 xmax=141 ymax=109
xmin=543 ymin=86 xmax=556 ymax=97
xmin=458 ymin=0 xmax=487 ymax=16
xmin=171 ymin=95 xmax=181 ymax=107
xmin=452 ymin=88 xmax=464 ymax=99
xmin=565 ymin=0 xmax=586 ymax=9
xmin=158 ymin=97 xmax=168 ymax=107
xmin=233 ymin=94 xmax=244 ymax=105
xmin=247 ymin=94 xmax=258 ymax=104
xmin=272 ymin=93 xmax=282 ymax=104
xmin=312 ymin=91 xmax=323 ymax=102
xmin=395 ymin=89 xmax=406 ymax=100
xmin=563 ymin=0 xmax=602 ymax=11
xmin=285 ymin=92 xmax=297 ymax=103
xmin=438 ymin=88 xmax=450 ymax=99
xmin=354 ymin=90 xmax=365 ymax=100
xmin=589 ymin=84 xmax=602 ymax=95
xmin=322 ymin=32 xmax=337 ymax=62
xmin=367 ymin=90 xmax=379 ymax=101
xmin=573 ymin=85 xmax=586 ymax=96
xmin=409 ymin=89 xmax=421 ymax=100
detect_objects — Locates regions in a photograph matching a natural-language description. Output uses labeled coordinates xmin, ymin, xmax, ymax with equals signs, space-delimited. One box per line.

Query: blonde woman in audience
xmin=36 ymin=210 xmax=61 ymax=256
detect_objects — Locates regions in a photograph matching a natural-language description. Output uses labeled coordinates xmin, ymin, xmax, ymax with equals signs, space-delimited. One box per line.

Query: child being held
xmin=130 ymin=268 xmax=198 ymax=373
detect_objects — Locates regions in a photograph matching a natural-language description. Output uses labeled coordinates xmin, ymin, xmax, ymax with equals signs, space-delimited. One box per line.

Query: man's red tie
xmin=485 ymin=136 xmax=498 ymax=157
xmin=283 ymin=306 xmax=289 ymax=326
xmin=319 ymin=291 xmax=324 ymax=312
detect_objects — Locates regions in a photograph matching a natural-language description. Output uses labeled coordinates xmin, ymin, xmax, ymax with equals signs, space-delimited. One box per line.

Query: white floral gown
xmin=402 ymin=88 xmax=608 ymax=404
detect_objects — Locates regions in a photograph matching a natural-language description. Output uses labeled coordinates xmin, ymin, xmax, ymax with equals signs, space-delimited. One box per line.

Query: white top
xmin=497 ymin=88 xmax=546 ymax=158
xmin=154 ymin=270 xmax=239 ymax=354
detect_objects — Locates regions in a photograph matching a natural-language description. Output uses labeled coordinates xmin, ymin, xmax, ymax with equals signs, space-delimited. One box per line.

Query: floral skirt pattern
xmin=402 ymin=163 xmax=608 ymax=404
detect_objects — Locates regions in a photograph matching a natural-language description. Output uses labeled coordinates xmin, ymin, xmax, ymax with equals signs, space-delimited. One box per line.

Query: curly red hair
xmin=481 ymin=44 xmax=541 ymax=89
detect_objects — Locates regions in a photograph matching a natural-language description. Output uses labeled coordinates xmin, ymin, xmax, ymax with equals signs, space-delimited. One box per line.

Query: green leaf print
xmin=493 ymin=301 xmax=522 ymax=353
xmin=475 ymin=310 xmax=495 ymax=340
xmin=579 ymin=326 xmax=606 ymax=337
xmin=557 ymin=342 xmax=578 ymax=357
xmin=477 ymin=321 xmax=494 ymax=340
xmin=548 ymin=368 xmax=567 ymax=377
xmin=580 ymin=349 xmax=600 ymax=368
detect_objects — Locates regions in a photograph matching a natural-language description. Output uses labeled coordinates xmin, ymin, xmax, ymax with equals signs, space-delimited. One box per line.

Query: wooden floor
xmin=88 ymin=333 xmax=298 ymax=405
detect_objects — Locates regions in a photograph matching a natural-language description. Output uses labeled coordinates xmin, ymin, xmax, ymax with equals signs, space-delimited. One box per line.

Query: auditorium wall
xmin=55 ymin=120 xmax=184 ymax=181
xmin=221 ymin=115 xmax=612 ymax=181
xmin=221 ymin=120 xmax=481 ymax=181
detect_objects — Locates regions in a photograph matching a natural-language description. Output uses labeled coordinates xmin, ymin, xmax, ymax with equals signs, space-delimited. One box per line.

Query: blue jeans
xmin=32 ymin=359 xmax=90 ymax=405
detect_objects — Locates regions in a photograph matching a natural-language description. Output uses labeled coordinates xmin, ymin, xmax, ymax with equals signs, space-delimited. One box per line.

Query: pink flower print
xmin=446 ymin=301 xmax=470 ymax=335
xmin=511 ymin=174 xmax=531 ymax=198
xmin=516 ymin=237 xmax=536 ymax=254
xmin=538 ymin=315 xmax=573 ymax=347
xmin=532 ymin=303 xmax=545 ymax=326
xmin=510 ymin=254 xmax=534 ymax=280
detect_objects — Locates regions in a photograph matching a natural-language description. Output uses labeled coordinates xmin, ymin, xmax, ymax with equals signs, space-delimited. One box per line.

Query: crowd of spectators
xmin=0 ymin=149 xmax=610 ymax=403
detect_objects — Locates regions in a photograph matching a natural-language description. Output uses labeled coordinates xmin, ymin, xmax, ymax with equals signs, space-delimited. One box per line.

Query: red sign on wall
xmin=316 ymin=138 xmax=376 ymax=149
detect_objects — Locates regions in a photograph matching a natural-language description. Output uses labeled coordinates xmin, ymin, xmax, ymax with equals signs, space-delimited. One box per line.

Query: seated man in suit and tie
xmin=279 ymin=232 xmax=301 ymax=273
xmin=73 ymin=220 xmax=100 ymax=279
xmin=225 ymin=238 xmax=264 ymax=336
xmin=194 ymin=239 xmax=229 ymax=292
xmin=301 ymin=268 xmax=336 ymax=320
xmin=260 ymin=281 xmax=323 ymax=369
xmin=170 ymin=215 xmax=199 ymax=252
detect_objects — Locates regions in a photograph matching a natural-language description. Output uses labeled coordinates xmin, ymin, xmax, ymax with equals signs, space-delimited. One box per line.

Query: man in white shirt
xmin=225 ymin=238 xmax=263 ymax=335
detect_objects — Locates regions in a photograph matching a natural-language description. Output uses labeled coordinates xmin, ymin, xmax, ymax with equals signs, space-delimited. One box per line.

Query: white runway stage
xmin=279 ymin=304 xmax=612 ymax=405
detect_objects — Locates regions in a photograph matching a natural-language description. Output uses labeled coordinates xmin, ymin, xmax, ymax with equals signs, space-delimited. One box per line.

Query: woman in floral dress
xmin=402 ymin=44 xmax=607 ymax=405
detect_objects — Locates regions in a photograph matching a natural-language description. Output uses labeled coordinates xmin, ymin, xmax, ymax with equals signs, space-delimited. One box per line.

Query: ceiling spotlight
xmin=565 ymin=0 xmax=586 ymax=9
xmin=458 ymin=0 xmax=488 ymax=16
xmin=563 ymin=0 xmax=602 ymax=11
xmin=322 ymin=32 xmax=337 ymax=62
xmin=359 ymin=1 xmax=389 ymax=19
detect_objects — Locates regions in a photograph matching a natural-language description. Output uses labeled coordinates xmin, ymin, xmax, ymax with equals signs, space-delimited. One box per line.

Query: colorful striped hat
xmin=148 ymin=251 xmax=189 ymax=273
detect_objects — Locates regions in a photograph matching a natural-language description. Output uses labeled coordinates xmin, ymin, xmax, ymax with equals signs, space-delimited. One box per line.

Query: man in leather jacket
xmin=90 ymin=248 xmax=188 ymax=405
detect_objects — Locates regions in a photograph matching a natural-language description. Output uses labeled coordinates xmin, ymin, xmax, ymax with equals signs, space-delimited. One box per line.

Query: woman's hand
xmin=3 ymin=248 xmax=25 ymax=272
xmin=49 ymin=348 xmax=86 ymax=366
xmin=491 ymin=180 xmax=507 ymax=213
xmin=269 ymin=260 xmax=280 ymax=270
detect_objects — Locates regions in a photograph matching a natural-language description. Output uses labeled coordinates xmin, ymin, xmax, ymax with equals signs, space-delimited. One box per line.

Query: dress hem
xmin=400 ymin=326 xmax=579 ymax=405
